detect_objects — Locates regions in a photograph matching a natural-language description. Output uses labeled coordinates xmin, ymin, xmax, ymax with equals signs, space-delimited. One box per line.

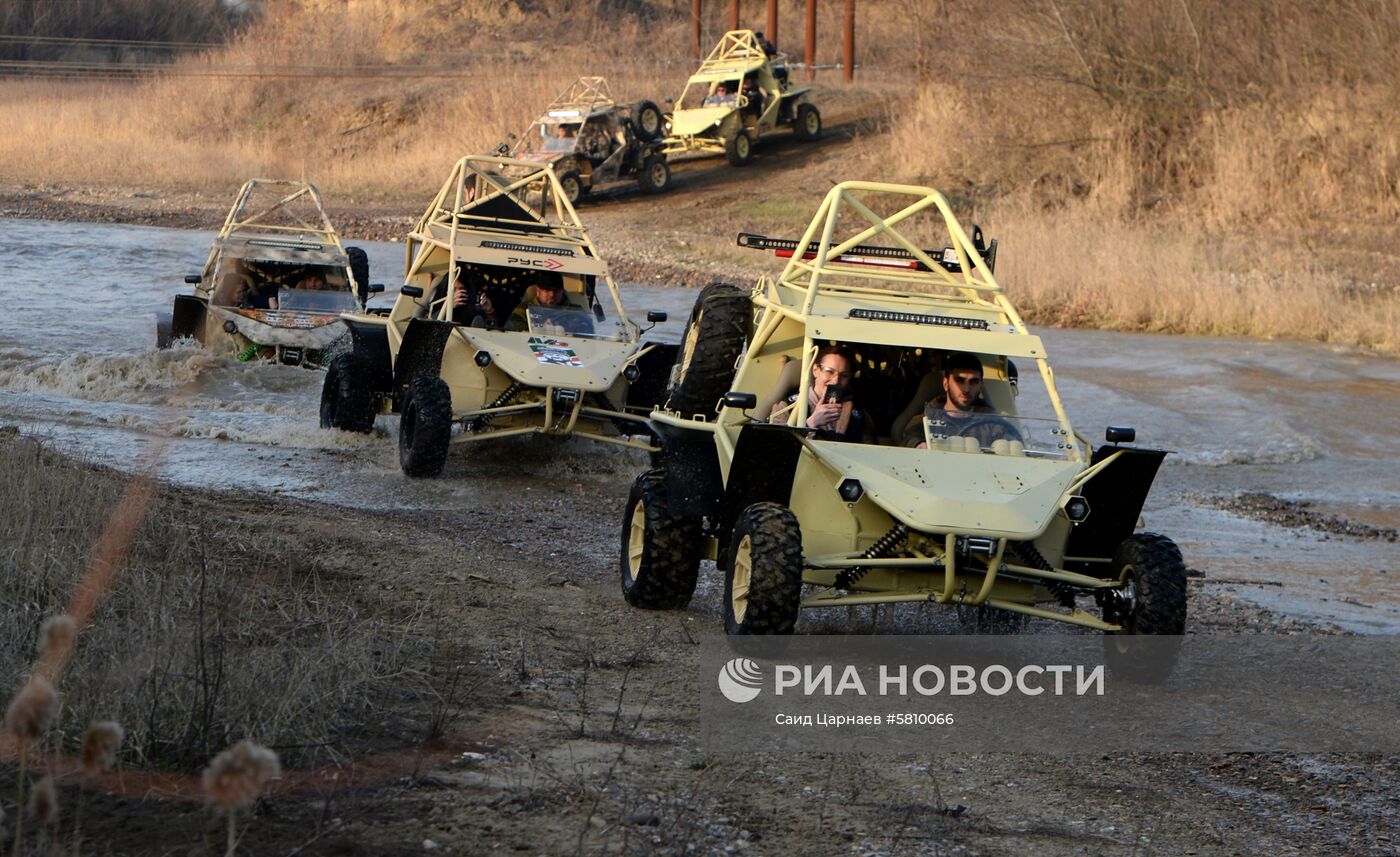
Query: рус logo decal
xmin=718 ymin=657 xmax=764 ymax=703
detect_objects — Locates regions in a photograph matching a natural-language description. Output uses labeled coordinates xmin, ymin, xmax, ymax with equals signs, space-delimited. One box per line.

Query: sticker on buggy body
xmin=528 ymin=337 xmax=582 ymax=367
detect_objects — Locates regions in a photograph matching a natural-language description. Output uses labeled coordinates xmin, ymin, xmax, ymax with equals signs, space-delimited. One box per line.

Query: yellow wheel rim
xmin=627 ymin=500 xmax=646 ymax=580
xmin=731 ymin=534 xmax=753 ymax=624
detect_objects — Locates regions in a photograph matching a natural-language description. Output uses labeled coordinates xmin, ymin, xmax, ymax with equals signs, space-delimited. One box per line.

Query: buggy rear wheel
xmin=398 ymin=375 xmax=453 ymax=477
xmin=620 ymin=470 xmax=702 ymax=609
xmin=724 ymin=503 xmax=803 ymax=635
xmin=664 ymin=282 xmax=749 ymax=417
xmin=793 ymin=103 xmax=822 ymax=142
xmin=320 ymin=352 xmax=376 ymax=433
xmin=1102 ymin=532 xmax=1187 ymax=681
xmin=724 ymin=132 xmax=755 ymax=166
xmin=637 ymin=155 xmax=671 ymax=194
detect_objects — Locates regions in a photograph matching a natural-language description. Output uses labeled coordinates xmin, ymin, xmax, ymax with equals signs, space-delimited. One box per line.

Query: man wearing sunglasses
xmin=901 ymin=351 xmax=1019 ymax=449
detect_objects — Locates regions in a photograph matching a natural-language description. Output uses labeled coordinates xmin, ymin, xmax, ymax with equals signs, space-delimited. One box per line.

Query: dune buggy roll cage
xmin=726 ymin=180 xmax=1083 ymax=460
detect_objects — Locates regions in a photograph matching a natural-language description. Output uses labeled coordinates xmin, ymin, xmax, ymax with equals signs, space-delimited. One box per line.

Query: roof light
xmin=547 ymin=110 xmax=581 ymax=118
xmin=247 ymin=239 xmax=323 ymax=250
xmin=480 ymin=240 xmax=575 ymax=257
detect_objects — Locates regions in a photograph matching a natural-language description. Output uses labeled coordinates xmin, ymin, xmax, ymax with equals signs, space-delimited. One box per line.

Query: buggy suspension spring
xmin=466 ymin=382 xmax=521 ymax=433
xmin=588 ymin=393 xmax=637 ymax=436
xmin=1008 ymin=541 xmax=1077 ymax=607
xmin=835 ymin=523 xmax=908 ymax=590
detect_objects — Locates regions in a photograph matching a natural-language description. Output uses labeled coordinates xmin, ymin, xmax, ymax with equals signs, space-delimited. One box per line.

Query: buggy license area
xmin=159 ymin=179 xmax=375 ymax=367
xmin=624 ymin=181 xmax=1186 ymax=672
xmin=662 ymin=28 xmax=821 ymax=166
xmin=509 ymin=76 xmax=669 ymax=205
xmin=319 ymin=155 xmax=677 ymax=478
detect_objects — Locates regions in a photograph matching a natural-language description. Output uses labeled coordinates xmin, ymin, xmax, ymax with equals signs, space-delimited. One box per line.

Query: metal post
xmin=843 ymin=0 xmax=855 ymax=82
xmin=805 ymin=0 xmax=817 ymax=81
xmin=693 ymin=0 xmax=703 ymax=60
xmin=768 ymin=0 xmax=778 ymax=47
xmin=730 ymin=0 xmax=740 ymax=30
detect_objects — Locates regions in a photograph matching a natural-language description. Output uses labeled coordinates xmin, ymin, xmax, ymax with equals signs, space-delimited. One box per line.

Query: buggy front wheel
xmin=637 ymin=155 xmax=671 ymax=194
xmin=724 ymin=503 xmax=803 ymax=635
xmin=398 ymin=375 xmax=453 ymax=477
xmin=620 ymin=470 xmax=702 ymax=609
xmin=724 ymin=132 xmax=755 ymax=166
xmin=1102 ymin=532 xmax=1187 ymax=681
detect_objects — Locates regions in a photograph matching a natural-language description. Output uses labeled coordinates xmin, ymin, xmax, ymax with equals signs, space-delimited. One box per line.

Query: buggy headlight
xmin=838 ymin=479 xmax=864 ymax=503
xmin=623 ymin=364 xmax=641 ymax=382
xmin=1063 ymin=496 xmax=1090 ymax=522
xmin=474 ymin=351 xmax=492 ymax=367
xmin=223 ymin=320 xmax=237 ymax=334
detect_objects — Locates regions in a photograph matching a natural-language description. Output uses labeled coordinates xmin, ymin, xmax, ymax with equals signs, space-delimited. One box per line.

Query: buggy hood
xmin=458 ymin=327 xmax=639 ymax=391
xmin=809 ymin=440 xmax=1083 ymax=540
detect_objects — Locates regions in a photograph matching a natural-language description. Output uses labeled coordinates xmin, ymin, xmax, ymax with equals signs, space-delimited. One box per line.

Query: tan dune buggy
xmin=159 ymin=179 xmax=378 ymax=367
xmin=662 ymin=29 xmax=821 ymax=166
xmin=319 ymin=155 xmax=678 ymax=477
xmin=509 ymin=76 xmax=671 ymax=205
xmin=622 ymin=180 xmax=1186 ymax=675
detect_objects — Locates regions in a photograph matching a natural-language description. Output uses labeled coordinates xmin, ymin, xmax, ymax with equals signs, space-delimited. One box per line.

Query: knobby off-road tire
xmin=156 ymin=312 xmax=174 ymax=349
xmin=398 ymin=375 xmax=453 ymax=477
xmin=664 ymin=283 xmax=748 ymax=417
xmin=724 ymin=132 xmax=755 ymax=166
xmin=346 ymin=246 xmax=370 ymax=304
xmin=633 ymin=100 xmax=664 ymax=141
xmin=1103 ymin=532 xmax=1187 ymax=682
xmin=558 ymin=170 xmax=585 ymax=206
xmin=620 ymin=470 xmax=702 ymax=609
xmin=638 ymin=155 xmax=671 ymax=194
xmin=724 ymin=503 xmax=803 ymax=635
xmin=793 ymin=102 xmax=822 ymax=142
xmin=320 ymin=352 xmax=376 ymax=433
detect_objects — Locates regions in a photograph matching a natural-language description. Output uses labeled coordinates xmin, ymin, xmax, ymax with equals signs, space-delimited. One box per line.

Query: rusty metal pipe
xmin=843 ymin=0 xmax=855 ymax=82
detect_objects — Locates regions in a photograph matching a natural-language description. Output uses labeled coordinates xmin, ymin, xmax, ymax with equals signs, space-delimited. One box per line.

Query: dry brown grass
xmin=0 ymin=435 xmax=424 ymax=771
xmin=0 ymin=0 xmax=1396 ymax=351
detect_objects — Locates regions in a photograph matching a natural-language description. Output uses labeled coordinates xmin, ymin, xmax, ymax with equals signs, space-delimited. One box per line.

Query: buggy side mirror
xmin=184 ymin=274 xmax=202 ymax=284
xmin=722 ymin=391 xmax=758 ymax=411
xmin=1106 ymin=426 xmax=1136 ymax=444
xmin=368 ymin=283 xmax=385 ymax=293
xmin=646 ymin=311 xmax=667 ymax=323
xmin=400 ymin=285 xmax=424 ymax=298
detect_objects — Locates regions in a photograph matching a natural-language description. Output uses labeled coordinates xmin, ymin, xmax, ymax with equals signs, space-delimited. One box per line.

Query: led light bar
xmin=480 ymin=240 xmax=575 ymax=256
xmin=247 ymin=239 xmax=323 ymax=250
xmin=547 ymin=110 xmax=582 ymax=118
xmin=848 ymin=308 xmax=990 ymax=330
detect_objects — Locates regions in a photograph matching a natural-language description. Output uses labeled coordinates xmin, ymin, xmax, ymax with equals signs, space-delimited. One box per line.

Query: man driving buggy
xmin=901 ymin=351 xmax=1020 ymax=449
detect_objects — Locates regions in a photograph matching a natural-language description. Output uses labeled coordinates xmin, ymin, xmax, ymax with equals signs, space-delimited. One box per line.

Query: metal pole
xmin=768 ymin=0 xmax=778 ymax=47
xmin=805 ymin=0 xmax=816 ymax=81
xmin=730 ymin=0 xmax=740 ymax=30
xmin=693 ymin=0 xmax=703 ymax=60
xmin=843 ymin=0 xmax=855 ymax=82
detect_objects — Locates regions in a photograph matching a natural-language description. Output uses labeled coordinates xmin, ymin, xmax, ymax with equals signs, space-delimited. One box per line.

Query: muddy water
xmin=1 ymin=218 xmax=1396 ymax=631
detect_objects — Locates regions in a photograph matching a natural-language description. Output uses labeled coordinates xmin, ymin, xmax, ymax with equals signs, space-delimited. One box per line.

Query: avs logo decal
xmin=718 ymin=657 xmax=764 ymax=704
xmin=507 ymin=255 xmax=564 ymax=271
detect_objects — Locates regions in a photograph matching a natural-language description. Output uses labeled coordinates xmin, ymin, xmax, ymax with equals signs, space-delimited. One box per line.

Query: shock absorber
xmin=466 ymin=382 xmax=521 ymax=433
xmin=835 ymin=523 xmax=908 ymax=590
xmin=1008 ymin=541 xmax=1076 ymax=607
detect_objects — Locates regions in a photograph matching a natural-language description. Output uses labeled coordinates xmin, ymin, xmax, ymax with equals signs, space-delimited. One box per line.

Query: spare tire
xmin=663 ymin=282 xmax=749 ymax=417
xmin=346 ymin=246 xmax=370 ymax=306
xmin=633 ymin=100 xmax=664 ymax=141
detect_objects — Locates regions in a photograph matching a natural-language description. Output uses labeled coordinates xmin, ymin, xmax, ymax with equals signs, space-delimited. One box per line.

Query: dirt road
xmin=34 ymin=434 xmax=1391 ymax=857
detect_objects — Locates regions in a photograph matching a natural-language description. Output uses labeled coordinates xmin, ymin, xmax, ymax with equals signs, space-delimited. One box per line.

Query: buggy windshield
xmin=525 ymin=305 xmax=627 ymax=341
xmin=276 ymin=288 xmax=358 ymax=313
xmin=919 ymin=413 xmax=1070 ymax=460
xmin=536 ymin=121 xmax=582 ymax=153
xmin=680 ymin=79 xmax=742 ymax=110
